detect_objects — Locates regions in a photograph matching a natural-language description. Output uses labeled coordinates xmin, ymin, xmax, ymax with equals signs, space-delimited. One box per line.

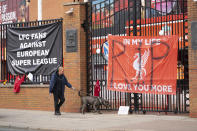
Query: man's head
xmin=58 ymin=67 xmax=64 ymax=76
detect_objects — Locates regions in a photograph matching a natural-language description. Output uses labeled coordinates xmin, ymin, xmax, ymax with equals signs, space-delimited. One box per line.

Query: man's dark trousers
xmin=53 ymin=90 xmax=65 ymax=113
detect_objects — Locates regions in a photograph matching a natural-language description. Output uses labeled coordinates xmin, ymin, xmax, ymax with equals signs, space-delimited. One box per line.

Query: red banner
xmin=107 ymin=35 xmax=178 ymax=95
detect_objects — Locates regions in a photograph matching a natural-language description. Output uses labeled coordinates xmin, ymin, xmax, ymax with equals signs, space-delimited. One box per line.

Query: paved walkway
xmin=0 ymin=109 xmax=197 ymax=131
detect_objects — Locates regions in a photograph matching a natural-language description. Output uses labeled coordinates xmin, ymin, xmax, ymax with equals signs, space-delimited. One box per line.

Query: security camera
xmin=65 ymin=8 xmax=74 ymax=15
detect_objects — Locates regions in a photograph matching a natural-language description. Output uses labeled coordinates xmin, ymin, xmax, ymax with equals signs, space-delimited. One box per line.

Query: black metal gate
xmin=87 ymin=0 xmax=189 ymax=113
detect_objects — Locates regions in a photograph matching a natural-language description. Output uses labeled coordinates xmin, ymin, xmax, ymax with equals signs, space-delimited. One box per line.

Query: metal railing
xmin=0 ymin=18 xmax=63 ymax=84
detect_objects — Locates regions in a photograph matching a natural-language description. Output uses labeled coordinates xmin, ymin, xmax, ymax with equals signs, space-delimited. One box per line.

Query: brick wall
xmin=0 ymin=86 xmax=80 ymax=112
xmin=188 ymin=0 xmax=197 ymax=118
xmin=0 ymin=86 xmax=54 ymax=111
xmin=29 ymin=0 xmax=84 ymax=21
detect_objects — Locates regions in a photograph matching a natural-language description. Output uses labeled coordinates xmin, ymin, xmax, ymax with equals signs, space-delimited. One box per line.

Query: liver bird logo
xmin=132 ymin=49 xmax=150 ymax=80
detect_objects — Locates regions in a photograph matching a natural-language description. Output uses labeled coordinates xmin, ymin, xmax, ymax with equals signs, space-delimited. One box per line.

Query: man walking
xmin=49 ymin=66 xmax=75 ymax=115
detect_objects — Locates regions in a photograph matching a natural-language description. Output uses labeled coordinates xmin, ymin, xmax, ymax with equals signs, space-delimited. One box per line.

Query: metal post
xmin=133 ymin=0 xmax=137 ymax=36
xmin=133 ymin=0 xmax=139 ymax=112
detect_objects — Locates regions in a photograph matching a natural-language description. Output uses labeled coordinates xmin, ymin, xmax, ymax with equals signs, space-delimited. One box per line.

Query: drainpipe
xmin=38 ymin=0 xmax=42 ymax=20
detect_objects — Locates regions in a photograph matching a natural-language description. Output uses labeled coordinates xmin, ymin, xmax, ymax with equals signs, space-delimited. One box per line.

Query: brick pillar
xmin=188 ymin=0 xmax=197 ymax=118
xmin=61 ymin=2 xmax=87 ymax=112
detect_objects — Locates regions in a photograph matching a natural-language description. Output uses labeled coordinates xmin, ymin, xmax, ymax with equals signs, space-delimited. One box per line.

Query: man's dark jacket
xmin=49 ymin=71 xmax=72 ymax=96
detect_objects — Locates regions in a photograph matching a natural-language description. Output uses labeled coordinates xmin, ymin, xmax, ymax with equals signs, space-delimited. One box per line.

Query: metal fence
xmin=87 ymin=0 xmax=189 ymax=113
xmin=0 ymin=18 xmax=63 ymax=84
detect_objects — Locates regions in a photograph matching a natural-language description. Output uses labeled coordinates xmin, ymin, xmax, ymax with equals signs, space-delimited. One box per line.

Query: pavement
xmin=0 ymin=127 xmax=42 ymax=131
xmin=0 ymin=109 xmax=197 ymax=131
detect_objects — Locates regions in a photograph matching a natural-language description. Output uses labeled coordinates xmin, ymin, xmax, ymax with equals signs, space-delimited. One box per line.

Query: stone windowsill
xmin=63 ymin=2 xmax=87 ymax=6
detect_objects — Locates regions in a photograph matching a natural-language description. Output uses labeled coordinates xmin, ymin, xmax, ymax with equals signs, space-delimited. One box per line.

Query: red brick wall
xmin=0 ymin=86 xmax=81 ymax=112
xmin=29 ymin=0 xmax=84 ymax=21
xmin=188 ymin=0 xmax=197 ymax=118
xmin=0 ymin=87 xmax=54 ymax=111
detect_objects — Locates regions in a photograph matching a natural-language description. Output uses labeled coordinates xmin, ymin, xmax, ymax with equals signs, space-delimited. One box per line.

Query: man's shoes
xmin=57 ymin=108 xmax=61 ymax=115
xmin=57 ymin=110 xmax=61 ymax=115
xmin=54 ymin=106 xmax=61 ymax=115
xmin=54 ymin=112 xmax=61 ymax=115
